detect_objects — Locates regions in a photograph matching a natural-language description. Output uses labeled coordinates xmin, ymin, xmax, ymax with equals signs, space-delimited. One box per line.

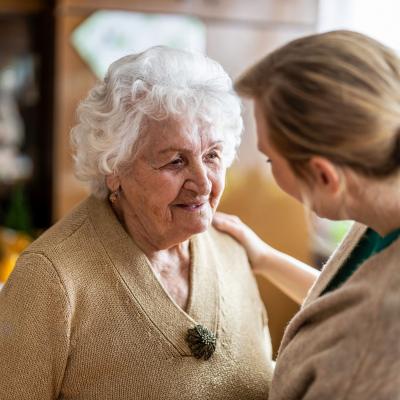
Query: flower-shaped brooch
xmin=186 ymin=324 xmax=216 ymax=360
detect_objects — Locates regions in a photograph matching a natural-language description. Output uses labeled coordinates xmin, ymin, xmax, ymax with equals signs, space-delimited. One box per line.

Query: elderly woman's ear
xmin=106 ymin=174 xmax=121 ymax=193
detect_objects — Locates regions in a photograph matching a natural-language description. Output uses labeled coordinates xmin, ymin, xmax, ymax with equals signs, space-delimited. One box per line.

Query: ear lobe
xmin=308 ymin=157 xmax=341 ymax=193
xmin=105 ymin=174 xmax=121 ymax=192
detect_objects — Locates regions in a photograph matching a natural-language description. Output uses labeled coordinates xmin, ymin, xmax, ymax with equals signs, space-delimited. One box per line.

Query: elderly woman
xmin=0 ymin=46 xmax=272 ymax=399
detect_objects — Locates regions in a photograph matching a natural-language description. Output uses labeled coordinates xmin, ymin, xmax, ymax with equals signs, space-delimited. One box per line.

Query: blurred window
xmin=72 ymin=10 xmax=206 ymax=79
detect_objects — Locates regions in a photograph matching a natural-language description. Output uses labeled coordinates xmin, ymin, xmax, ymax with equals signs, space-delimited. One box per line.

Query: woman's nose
xmin=184 ymin=161 xmax=212 ymax=195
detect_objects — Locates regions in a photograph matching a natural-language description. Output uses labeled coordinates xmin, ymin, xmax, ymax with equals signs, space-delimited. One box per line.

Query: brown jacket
xmin=0 ymin=196 xmax=273 ymax=399
xmin=270 ymin=223 xmax=400 ymax=399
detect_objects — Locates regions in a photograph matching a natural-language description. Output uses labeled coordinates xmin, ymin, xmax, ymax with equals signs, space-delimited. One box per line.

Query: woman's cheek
xmin=212 ymin=171 xmax=226 ymax=206
xmin=219 ymin=169 xmax=227 ymax=193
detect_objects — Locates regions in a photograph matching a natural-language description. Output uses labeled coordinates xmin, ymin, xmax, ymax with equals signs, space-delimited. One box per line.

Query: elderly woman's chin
xmin=172 ymin=202 xmax=215 ymax=237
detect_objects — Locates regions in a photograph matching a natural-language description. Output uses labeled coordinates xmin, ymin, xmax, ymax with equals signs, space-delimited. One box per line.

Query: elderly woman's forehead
xmin=145 ymin=117 xmax=182 ymax=132
xmin=144 ymin=117 xmax=221 ymax=140
xmin=146 ymin=116 xmax=203 ymax=130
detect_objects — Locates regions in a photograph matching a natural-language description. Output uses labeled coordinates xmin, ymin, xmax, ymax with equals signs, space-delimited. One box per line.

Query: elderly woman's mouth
xmin=174 ymin=203 xmax=206 ymax=211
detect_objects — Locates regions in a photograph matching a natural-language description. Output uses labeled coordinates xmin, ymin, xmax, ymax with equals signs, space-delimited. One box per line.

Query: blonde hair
xmin=235 ymin=30 xmax=400 ymax=182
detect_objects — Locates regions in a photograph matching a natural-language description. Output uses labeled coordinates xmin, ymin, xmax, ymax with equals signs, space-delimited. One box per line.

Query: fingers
xmin=213 ymin=212 xmax=271 ymax=268
xmin=213 ymin=212 xmax=242 ymax=227
xmin=212 ymin=214 xmax=230 ymax=231
xmin=212 ymin=212 xmax=247 ymax=245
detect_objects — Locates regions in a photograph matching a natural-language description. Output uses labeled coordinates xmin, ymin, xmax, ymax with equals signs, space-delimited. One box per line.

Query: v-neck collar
xmin=86 ymin=195 xmax=220 ymax=356
xmin=303 ymin=222 xmax=367 ymax=306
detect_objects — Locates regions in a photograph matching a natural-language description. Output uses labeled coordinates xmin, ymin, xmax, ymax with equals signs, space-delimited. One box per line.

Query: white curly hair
xmin=70 ymin=45 xmax=243 ymax=198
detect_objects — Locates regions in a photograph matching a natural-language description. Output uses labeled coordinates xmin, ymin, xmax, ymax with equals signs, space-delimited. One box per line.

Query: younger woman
xmin=215 ymin=30 xmax=400 ymax=399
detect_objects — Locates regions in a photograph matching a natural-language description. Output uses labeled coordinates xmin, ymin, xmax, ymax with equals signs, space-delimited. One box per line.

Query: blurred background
xmin=0 ymin=0 xmax=398 ymax=356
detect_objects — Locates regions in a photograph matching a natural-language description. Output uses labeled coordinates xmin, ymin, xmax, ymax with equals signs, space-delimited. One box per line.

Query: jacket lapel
xmin=303 ymin=222 xmax=367 ymax=307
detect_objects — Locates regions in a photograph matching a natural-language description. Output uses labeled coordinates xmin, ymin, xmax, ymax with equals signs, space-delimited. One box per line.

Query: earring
xmin=109 ymin=188 xmax=120 ymax=203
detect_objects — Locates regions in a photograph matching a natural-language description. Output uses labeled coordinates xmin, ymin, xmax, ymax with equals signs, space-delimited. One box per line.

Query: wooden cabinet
xmin=56 ymin=0 xmax=317 ymax=25
xmin=0 ymin=0 xmax=54 ymax=231
xmin=53 ymin=12 xmax=94 ymax=218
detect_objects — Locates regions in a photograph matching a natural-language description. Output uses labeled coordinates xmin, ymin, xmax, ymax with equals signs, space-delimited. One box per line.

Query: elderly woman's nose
xmin=184 ymin=162 xmax=212 ymax=194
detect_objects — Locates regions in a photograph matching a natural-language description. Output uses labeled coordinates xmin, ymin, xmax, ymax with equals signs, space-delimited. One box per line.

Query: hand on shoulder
xmin=213 ymin=212 xmax=273 ymax=272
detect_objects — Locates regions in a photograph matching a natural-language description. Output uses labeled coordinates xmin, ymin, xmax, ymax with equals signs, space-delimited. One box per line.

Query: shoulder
xmin=15 ymin=197 xmax=103 ymax=293
xmin=204 ymin=225 xmax=248 ymax=258
xmin=199 ymin=226 xmax=259 ymax=293
xmin=10 ymin=196 xmax=116 ymax=307
xmin=26 ymin=197 xmax=93 ymax=256
xmin=201 ymin=226 xmax=251 ymax=274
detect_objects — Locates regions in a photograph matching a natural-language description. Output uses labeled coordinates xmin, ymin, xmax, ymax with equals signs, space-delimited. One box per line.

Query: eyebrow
xmin=157 ymin=140 xmax=224 ymax=155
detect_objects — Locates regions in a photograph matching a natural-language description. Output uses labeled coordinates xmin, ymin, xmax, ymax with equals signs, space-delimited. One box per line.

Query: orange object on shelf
xmin=0 ymin=228 xmax=32 ymax=284
xmin=0 ymin=252 xmax=19 ymax=283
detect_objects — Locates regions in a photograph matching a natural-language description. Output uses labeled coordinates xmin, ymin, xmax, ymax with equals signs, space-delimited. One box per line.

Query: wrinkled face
xmin=254 ymin=100 xmax=302 ymax=201
xmin=114 ymin=118 xmax=226 ymax=248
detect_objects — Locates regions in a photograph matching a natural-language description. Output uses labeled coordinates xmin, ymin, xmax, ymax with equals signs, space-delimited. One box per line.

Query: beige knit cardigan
xmin=0 ymin=196 xmax=273 ymax=399
xmin=270 ymin=222 xmax=400 ymax=399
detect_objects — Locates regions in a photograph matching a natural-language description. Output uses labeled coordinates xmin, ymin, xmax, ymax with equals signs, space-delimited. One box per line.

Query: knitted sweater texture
xmin=0 ymin=196 xmax=273 ymax=399
xmin=270 ymin=222 xmax=400 ymax=400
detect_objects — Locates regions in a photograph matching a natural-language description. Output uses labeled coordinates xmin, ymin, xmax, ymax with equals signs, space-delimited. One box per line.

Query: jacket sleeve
xmin=0 ymin=252 xmax=71 ymax=399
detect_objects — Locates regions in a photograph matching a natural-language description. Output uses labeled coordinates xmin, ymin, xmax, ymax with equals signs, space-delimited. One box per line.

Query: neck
xmin=146 ymin=241 xmax=190 ymax=276
xmin=346 ymin=173 xmax=400 ymax=236
xmin=110 ymin=199 xmax=191 ymax=262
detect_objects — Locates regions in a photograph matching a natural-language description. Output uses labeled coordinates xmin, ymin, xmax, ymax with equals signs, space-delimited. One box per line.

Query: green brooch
xmin=186 ymin=324 xmax=216 ymax=360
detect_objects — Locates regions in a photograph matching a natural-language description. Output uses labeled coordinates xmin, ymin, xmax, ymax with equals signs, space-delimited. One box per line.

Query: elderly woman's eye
xmin=206 ymin=150 xmax=221 ymax=161
xmin=169 ymin=157 xmax=184 ymax=166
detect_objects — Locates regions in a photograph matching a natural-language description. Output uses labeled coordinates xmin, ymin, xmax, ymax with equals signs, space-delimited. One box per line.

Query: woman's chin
xmin=189 ymin=220 xmax=212 ymax=235
xmin=180 ymin=217 xmax=212 ymax=237
xmin=172 ymin=207 xmax=213 ymax=234
xmin=162 ymin=223 xmax=209 ymax=248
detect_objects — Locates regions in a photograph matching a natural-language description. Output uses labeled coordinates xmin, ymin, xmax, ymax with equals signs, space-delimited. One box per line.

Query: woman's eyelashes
xmin=265 ymin=157 xmax=272 ymax=164
xmin=163 ymin=149 xmax=222 ymax=169
xmin=205 ymin=149 xmax=222 ymax=162
xmin=170 ymin=156 xmax=185 ymax=166
xmin=162 ymin=156 xmax=185 ymax=169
